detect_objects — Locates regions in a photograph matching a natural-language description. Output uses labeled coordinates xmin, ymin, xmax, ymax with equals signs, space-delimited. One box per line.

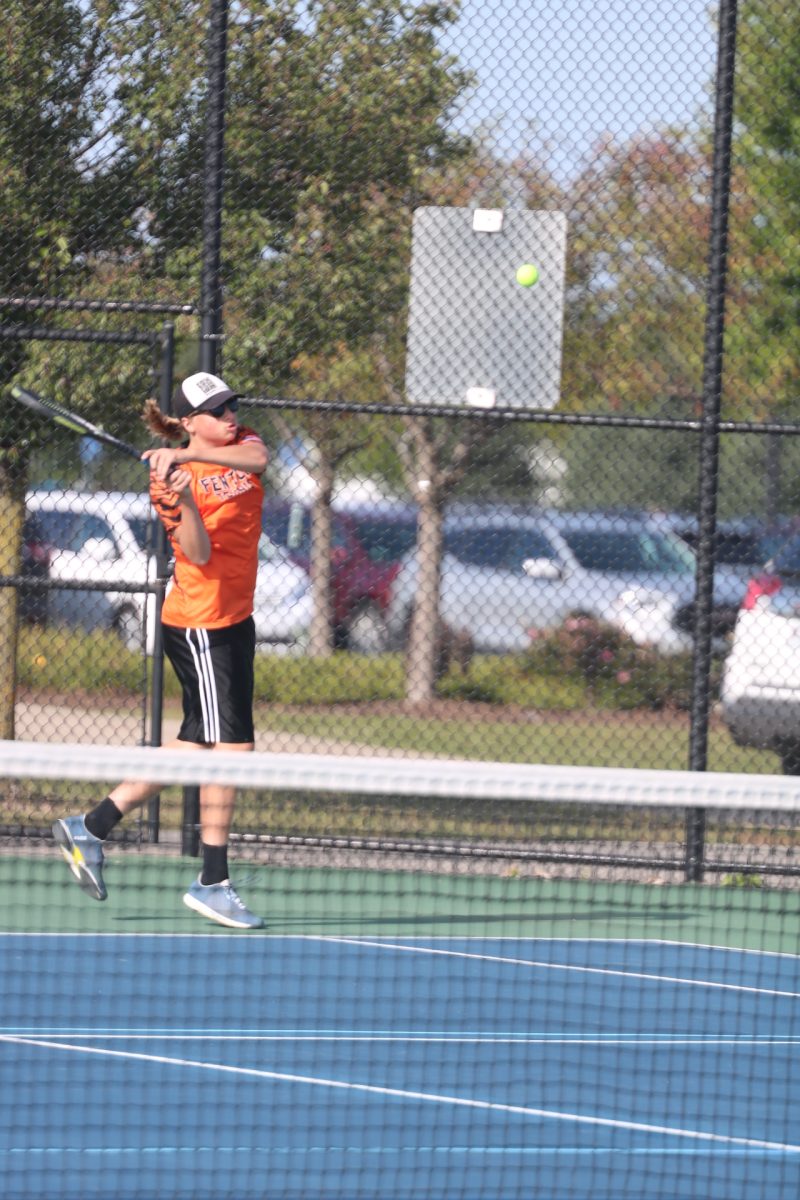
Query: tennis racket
xmin=10 ymin=384 xmax=144 ymax=462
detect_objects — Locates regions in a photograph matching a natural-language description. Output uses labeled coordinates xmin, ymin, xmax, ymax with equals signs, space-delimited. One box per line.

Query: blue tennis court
xmin=2 ymin=930 xmax=799 ymax=1200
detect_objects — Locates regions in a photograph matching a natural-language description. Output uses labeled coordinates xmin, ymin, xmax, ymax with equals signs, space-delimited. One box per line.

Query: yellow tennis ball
xmin=516 ymin=263 xmax=539 ymax=287
xmin=34 ymin=655 xmax=47 ymax=668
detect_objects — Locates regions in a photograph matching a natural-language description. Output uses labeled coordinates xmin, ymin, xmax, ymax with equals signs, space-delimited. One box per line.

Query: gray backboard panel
xmin=406 ymin=207 xmax=567 ymax=411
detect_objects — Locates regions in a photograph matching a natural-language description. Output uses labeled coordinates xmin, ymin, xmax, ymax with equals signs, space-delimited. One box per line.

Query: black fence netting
xmin=1 ymin=0 xmax=799 ymax=798
xmin=3 ymin=11 xmax=800 ymax=1198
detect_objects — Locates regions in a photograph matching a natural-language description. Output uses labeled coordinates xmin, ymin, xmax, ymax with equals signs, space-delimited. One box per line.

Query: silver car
xmin=386 ymin=508 xmax=745 ymax=655
xmin=27 ymin=489 xmax=311 ymax=654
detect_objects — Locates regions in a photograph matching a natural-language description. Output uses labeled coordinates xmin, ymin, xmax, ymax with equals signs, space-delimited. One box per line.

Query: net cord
xmin=2 ymin=741 xmax=798 ymax=810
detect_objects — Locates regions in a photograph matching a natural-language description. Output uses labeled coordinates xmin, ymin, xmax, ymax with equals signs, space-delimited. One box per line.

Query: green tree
xmin=224 ymin=0 xmax=471 ymax=379
xmin=724 ymin=0 xmax=800 ymax=417
xmin=555 ymin=132 xmax=711 ymax=420
xmin=6 ymin=1 xmax=475 ymax=676
xmin=89 ymin=0 xmax=472 ymax=383
xmin=217 ymin=1 xmax=475 ymax=665
xmin=0 ymin=2 xmax=135 ymax=334
xmin=0 ymin=0 xmax=143 ymax=734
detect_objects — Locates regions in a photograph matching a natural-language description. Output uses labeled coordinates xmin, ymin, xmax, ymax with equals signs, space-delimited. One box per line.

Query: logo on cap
xmin=174 ymin=372 xmax=238 ymax=416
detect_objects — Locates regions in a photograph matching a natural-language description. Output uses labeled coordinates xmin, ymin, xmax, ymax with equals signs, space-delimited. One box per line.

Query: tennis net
xmin=1 ymin=743 xmax=799 ymax=1200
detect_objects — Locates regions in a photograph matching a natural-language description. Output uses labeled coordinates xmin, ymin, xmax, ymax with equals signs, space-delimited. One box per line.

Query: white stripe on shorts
xmin=184 ymin=628 xmax=221 ymax=743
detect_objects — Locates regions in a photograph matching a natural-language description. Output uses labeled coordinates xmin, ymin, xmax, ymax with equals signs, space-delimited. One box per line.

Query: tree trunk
xmin=308 ymin=460 xmax=335 ymax=658
xmin=405 ymin=491 xmax=444 ymax=704
xmin=0 ymin=468 xmax=25 ymax=740
xmin=400 ymin=422 xmax=445 ymax=706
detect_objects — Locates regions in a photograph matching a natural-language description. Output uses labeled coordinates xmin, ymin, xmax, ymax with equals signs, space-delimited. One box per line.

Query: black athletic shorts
xmin=162 ymin=616 xmax=255 ymax=745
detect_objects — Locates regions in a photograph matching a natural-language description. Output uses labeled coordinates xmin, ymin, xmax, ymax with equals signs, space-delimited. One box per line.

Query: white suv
xmin=27 ymin=490 xmax=311 ymax=654
xmin=27 ymin=490 xmax=159 ymax=649
xmin=721 ymin=527 xmax=800 ymax=773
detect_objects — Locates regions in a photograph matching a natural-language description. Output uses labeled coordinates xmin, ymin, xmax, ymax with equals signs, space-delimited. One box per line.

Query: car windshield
xmin=444 ymin=527 xmax=557 ymax=571
xmin=31 ymin=511 xmax=77 ymax=551
xmin=351 ymin=517 xmax=418 ymax=564
xmin=714 ymin=532 xmax=766 ymax=567
xmin=683 ymin=528 xmax=784 ymax=569
xmin=562 ymin=528 xmax=695 ymax=574
xmin=35 ymin=509 xmax=157 ymax=554
xmin=33 ymin=511 xmax=113 ymax=553
xmin=263 ymin=505 xmax=310 ymax=552
xmin=258 ymin=535 xmax=288 ymax=564
xmin=128 ymin=517 xmax=159 ymax=552
xmin=770 ymin=533 xmax=800 ymax=576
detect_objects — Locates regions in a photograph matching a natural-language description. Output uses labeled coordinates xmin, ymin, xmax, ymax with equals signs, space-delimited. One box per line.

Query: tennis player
xmin=53 ymin=372 xmax=268 ymax=929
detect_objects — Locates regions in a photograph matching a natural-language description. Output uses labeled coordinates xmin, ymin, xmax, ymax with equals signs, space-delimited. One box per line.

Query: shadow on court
xmin=0 ymin=851 xmax=796 ymax=953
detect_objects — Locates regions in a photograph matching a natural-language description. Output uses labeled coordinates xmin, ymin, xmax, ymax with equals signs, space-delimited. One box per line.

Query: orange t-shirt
xmin=150 ymin=426 xmax=265 ymax=629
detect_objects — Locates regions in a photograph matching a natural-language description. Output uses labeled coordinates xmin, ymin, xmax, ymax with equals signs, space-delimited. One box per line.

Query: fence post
xmin=145 ymin=322 xmax=175 ymax=844
xmin=199 ymin=0 xmax=228 ymax=374
xmin=686 ymin=0 xmax=740 ymax=882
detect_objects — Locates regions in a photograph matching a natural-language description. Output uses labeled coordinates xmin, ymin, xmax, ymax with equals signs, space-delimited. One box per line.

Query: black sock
xmin=84 ymin=797 xmax=123 ymax=841
xmin=201 ymin=844 xmax=229 ymax=886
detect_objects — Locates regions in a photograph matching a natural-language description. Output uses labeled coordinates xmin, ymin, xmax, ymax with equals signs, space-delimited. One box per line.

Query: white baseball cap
xmin=173 ymin=372 xmax=240 ymax=417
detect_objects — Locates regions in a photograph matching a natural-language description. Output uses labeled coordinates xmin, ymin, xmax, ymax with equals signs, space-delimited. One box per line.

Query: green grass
xmin=17 ymin=625 xmax=147 ymax=692
xmin=5 ymin=628 xmax=788 ymax=867
xmin=253 ymin=706 xmax=779 ymax=772
xmin=14 ymin=624 xmax=782 ymax=775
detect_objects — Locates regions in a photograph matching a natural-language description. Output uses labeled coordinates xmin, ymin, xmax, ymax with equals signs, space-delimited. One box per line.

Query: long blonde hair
xmin=141 ymin=397 xmax=186 ymax=443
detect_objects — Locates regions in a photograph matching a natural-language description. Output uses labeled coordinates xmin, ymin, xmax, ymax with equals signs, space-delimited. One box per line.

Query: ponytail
xmin=141 ymin=397 xmax=186 ymax=443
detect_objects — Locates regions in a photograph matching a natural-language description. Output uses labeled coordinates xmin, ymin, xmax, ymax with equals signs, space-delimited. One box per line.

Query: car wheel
xmin=114 ymin=605 xmax=144 ymax=652
xmin=346 ymin=603 xmax=390 ymax=655
xmin=778 ymin=741 xmax=800 ymax=776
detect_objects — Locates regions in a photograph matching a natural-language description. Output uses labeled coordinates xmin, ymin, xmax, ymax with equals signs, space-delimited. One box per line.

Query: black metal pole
xmin=686 ymin=0 xmax=740 ymax=882
xmin=183 ymin=0 xmax=229 ymax=855
xmin=199 ymin=0 xmax=228 ymax=374
xmin=146 ymin=323 xmax=175 ymax=844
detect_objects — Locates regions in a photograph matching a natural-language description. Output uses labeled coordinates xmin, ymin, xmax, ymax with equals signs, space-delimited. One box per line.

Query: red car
xmin=262 ymin=500 xmax=418 ymax=653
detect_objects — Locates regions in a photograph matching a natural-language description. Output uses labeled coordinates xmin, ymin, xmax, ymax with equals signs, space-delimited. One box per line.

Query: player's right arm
xmin=143 ymin=431 xmax=267 ymax=478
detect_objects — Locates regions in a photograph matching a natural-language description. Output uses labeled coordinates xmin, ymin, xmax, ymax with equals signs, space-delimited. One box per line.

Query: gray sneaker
xmin=52 ymin=815 xmax=107 ymax=901
xmin=183 ymin=877 xmax=263 ymax=930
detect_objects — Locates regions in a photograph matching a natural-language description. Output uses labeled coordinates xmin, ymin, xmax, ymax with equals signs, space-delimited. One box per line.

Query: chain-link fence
xmin=2 ymin=0 xmax=799 ymax=820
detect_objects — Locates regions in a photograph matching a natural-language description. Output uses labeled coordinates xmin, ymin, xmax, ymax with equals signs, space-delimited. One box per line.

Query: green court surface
xmin=1 ymin=853 xmax=796 ymax=952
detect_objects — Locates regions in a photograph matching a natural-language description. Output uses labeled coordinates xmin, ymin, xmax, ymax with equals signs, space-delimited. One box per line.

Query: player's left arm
xmin=150 ymin=468 xmax=212 ymax=565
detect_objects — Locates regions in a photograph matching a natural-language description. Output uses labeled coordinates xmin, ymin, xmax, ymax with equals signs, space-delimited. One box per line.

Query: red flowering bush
xmin=523 ymin=614 xmax=706 ymax=711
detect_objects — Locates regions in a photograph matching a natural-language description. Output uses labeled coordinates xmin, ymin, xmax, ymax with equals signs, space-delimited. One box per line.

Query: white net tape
xmin=2 ymin=740 xmax=798 ymax=811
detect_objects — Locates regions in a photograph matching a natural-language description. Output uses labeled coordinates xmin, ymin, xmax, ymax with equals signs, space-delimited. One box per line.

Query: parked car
xmin=26 ymin=490 xmax=159 ymax=647
xmin=721 ymin=528 xmax=800 ymax=773
xmin=251 ymin=534 xmax=312 ymax=652
xmin=385 ymin=508 xmax=747 ymax=656
xmin=26 ymin=490 xmax=311 ymax=654
xmin=263 ymin=498 xmax=418 ymax=653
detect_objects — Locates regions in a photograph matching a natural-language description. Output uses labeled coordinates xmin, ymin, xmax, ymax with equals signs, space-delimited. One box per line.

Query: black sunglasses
xmin=203 ymin=398 xmax=238 ymax=418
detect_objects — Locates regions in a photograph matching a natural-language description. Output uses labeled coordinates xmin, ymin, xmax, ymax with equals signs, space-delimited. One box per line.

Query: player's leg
xmin=51 ymin=738 xmax=200 ymax=901
xmin=176 ymin=619 xmax=263 ymax=928
xmin=184 ymin=750 xmax=261 ymax=929
xmin=51 ymin=813 xmax=110 ymax=901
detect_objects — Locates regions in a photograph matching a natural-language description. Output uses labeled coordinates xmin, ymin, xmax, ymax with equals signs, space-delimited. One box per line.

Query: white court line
xmin=4 ymin=932 xmax=797 ymax=996
xmin=2 ymin=1145 xmax=795 ymax=1160
xmin=368 ymin=936 xmax=800 ymax=962
xmin=314 ymin=936 xmax=800 ymax=999
xmin=5 ymin=1032 xmax=800 ymax=1046
xmin=2 ymin=932 xmax=798 ymax=963
xmin=2 ymin=1033 xmax=799 ymax=1155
